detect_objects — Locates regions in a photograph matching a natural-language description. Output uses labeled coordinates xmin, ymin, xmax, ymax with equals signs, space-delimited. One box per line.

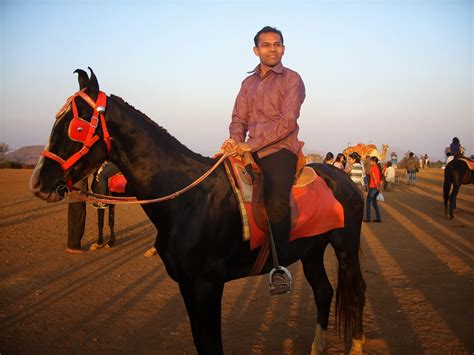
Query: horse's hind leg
xmin=443 ymin=175 xmax=452 ymax=219
xmin=301 ymin=237 xmax=332 ymax=354
xmin=107 ymin=205 xmax=116 ymax=246
xmin=449 ymin=184 xmax=461 ymax=219
xmin=97 ymin=208 xmax=105 ymax=245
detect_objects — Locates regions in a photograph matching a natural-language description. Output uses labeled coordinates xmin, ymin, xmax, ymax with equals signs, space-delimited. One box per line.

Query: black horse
xmin=443 ymin=158 xmax=474 ymax=219
xmin=30 ymin=69 xmax=366 ymax=354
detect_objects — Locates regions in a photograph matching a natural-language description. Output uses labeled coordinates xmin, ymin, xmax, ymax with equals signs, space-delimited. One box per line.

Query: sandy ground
xmin=0 ymin=168 xmax=472 ymax=354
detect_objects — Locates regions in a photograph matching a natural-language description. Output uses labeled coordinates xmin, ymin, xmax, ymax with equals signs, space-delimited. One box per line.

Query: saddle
xmin=224 ymin=155 xmax=345 ymax=251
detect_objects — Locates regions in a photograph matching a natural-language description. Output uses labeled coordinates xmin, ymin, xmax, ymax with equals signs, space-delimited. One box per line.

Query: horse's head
xmin=30 ymin=68 xmax=110 ymax=202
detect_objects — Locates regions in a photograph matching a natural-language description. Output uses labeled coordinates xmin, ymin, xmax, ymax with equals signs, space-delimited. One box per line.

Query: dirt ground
xmin=0 ymin=168 xmax=472 ymax=354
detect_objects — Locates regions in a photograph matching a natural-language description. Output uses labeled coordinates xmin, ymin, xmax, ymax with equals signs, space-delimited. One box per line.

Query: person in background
xmin=66 ymin=178 xmax=88 ymax=254
xmin=383 ymin=161 xmax=396 ymax=191
xmin=324 ymin=152 xmax=334 ymax=165
xmin=345 ymin=152 xmax=364 ymax=187
xmin=226 ymin=26 xmax=306 ymax=295
xmin=333 ymin=153 xmax=345 ymax=169
xmin=341 ymin=154 xmax=347 ymax=169
xmin=94 ymin=161 xmax=120 ymax=208
xmin=406 ymin=152 xmax=417 ymax=185
xmin=364 ymin=156 xmax=382 ymax=222
xmin=363 ymin=155 xmax=372 ymax=191
xmin=449 ymin=137 xmax=463 ymax=157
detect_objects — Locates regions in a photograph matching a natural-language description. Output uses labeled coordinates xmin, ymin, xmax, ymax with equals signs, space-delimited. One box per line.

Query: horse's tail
xmin=335 ymin=255 xmax=366 ymax=343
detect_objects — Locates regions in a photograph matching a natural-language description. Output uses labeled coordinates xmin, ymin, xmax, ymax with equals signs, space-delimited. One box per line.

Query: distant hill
xmin=5 ymin=145 xmax=43 ymax=165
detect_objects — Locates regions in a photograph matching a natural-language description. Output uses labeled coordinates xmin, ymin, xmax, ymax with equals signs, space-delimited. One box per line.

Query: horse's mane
xmin=109 ymin=94 xmax=212 ymax=164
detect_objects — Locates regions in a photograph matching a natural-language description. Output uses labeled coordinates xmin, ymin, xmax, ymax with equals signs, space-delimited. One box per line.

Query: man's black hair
xmin=254 ymin=26 xmax=284 ymax=47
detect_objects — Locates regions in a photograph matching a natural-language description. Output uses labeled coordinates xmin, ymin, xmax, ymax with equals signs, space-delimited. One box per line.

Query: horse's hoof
xmin=144 ymin=247 xmax=157 ymax=257
xmin=89 ymin=243 xmax=99 ymax=251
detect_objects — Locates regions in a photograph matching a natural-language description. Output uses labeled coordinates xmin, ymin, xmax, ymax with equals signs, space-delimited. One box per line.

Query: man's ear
xmin=253 ymin=46 xmax=259 ymax=57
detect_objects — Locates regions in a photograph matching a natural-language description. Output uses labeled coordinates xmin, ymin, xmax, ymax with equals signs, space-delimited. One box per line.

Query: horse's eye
xmin=77 ymin=127 xmax=83 ymax=132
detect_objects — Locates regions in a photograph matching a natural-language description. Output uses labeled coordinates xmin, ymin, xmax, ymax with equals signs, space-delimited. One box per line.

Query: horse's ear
xmin=74 ymin=69 xmax=89 ymax=90
xmin=88 ymin=67 xmax=100 ymax=91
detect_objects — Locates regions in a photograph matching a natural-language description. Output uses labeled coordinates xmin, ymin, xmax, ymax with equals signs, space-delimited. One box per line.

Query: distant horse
xmin=443 ymin=158 xmax=474 ymax=219
xmin=30 ymin=68 xmax=366 ymax=354
xmin=89 ymin=169 xmax=130 ymax=250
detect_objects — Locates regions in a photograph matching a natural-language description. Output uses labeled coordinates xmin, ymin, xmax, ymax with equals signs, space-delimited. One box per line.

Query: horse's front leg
xmin=179 ymin=277 xmax=225 ymax=354
xmin=97 ymin=208 xmax=105 ymax=245
xmin=107 ymin=205 xmax=116 ymax=246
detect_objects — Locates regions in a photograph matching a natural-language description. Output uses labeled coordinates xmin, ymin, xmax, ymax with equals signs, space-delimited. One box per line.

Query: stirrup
xmin=269 ymin=266 xmax=292 ymax=296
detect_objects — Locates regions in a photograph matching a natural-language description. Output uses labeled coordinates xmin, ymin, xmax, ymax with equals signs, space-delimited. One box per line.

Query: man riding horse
xmin=223 ymin=26 xmax=306 ymax=295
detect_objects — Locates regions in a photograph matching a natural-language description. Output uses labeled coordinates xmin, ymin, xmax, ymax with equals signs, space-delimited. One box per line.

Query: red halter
xmin=42 ymin=90 xmax=111 ymax=189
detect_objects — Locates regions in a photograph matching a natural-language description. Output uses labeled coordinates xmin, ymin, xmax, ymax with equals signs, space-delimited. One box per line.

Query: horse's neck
xmin=106 ymin=96 xmax=214 ymax=198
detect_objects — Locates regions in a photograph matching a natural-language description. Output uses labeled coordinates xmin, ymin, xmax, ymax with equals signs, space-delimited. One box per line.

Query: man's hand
xmin=235 ymin=143 xmax=252 ymax=156
xmin=220 ymin=138 xmax=237 ymax=154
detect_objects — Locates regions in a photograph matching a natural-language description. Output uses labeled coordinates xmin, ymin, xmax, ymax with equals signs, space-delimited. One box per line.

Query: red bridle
xmin=42 ymin=90 xmax=111 ymax=189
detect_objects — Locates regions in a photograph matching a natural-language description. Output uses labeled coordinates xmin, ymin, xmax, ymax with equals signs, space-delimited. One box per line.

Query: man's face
xmin=253 ymin=32 xmax=285 ymax=69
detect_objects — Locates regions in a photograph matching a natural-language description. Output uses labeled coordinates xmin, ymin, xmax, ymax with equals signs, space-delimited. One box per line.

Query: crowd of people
xmin=321 ymin=147 xmax=435 ymax=223
xmin=319 ymin=136 xmax=468 ymax=223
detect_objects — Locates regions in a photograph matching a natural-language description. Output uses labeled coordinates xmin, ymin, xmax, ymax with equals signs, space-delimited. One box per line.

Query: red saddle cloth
xmin=108 ymin=174 xmax=127 ymax=193
xmin=225 ymin=156 xmax=345 ymax=250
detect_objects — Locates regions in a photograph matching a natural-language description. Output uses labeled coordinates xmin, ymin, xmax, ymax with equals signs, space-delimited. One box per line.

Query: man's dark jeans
xmin=67 ymin=201 xmax=86 ymax=249
xmin=366 ymin=188 xmax=381 ymax=221
xmin=255 ymin=149 xmax=297 ymax=262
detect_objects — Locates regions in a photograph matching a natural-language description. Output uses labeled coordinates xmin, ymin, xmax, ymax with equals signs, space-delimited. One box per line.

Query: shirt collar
xmin=248 ymin=62 xmax=284 ymax=76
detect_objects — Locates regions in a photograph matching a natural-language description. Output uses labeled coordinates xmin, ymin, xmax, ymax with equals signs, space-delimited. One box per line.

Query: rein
xmin=68 ymin=153 xmax=230 ymax=205
xmin=45 ymin=89 xmax=233 ymax=205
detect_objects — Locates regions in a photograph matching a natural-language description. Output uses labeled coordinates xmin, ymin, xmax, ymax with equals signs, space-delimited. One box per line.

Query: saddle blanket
xmin=225 ymin=157 xmax=345 ymax=250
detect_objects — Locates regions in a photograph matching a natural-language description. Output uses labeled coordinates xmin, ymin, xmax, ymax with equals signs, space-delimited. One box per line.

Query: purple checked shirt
xmin=230 ymin=62 xmax=306 ymax=158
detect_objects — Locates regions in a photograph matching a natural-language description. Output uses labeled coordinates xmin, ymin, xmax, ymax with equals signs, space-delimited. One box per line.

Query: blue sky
xmin=1 ymin=0 xmax=472 ymax=160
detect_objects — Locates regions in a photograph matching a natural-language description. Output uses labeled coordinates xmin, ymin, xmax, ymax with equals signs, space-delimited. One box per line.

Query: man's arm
xmin=229 ymin=82 xmax=249 ymax=144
